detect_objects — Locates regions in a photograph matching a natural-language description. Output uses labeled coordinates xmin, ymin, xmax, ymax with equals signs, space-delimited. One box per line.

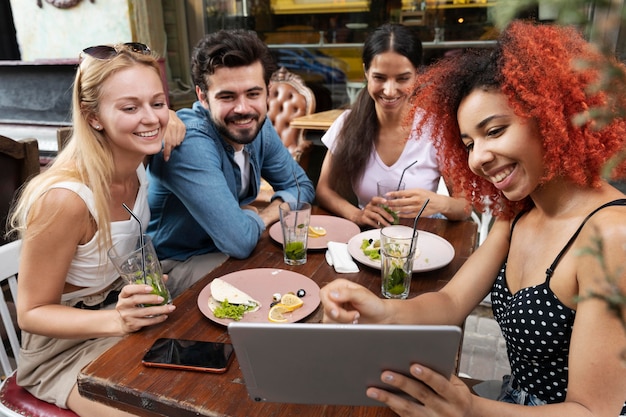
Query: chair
xmin=0 ymin=135 xmax=40 ymax=246
xmin=0 ymin=240 xmax=79 ymax=417
xmin=346 ymin=80 xmax=364 ymax=104
xmin=436 ymin=177 xmax=492 ymax=246
xmin=267 ymin=66 xmax=316 ymax=168
xmin=258 ymin=67 xmax=316 ymax=203
xmin=56 ymin=127 xmax=72 ymax=153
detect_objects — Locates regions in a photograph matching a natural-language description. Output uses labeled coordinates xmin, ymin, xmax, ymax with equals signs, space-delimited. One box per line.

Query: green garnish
xmin=285 ymin=241 xmax=306 ymax=260
xmin=213 ymin=298 xmax=258 ymax=321
xmin=385 ymin=267 xmax=408 ymax=295
xmin=381 ymin=205 xmax=400 ymax=224
xmin=132 ymin=272 xmax=170 ymax=306
xmin=360 ymin=239 xmax=381 ymax=261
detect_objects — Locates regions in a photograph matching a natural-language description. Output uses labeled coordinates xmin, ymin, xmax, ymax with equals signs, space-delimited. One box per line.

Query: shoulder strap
xmin=508 ymin=210 xmax=527 ymax=240
xmin=48 ymin=181 xmax=98 ymax=224
xmin=545 ymin=199 xmax=626 ymax=281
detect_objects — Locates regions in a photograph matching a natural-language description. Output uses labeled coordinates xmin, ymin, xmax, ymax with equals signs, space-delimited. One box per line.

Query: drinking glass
xmin=380 ymin=225 xmax=416 ymax=299
xmin=108 ymin=234 xmax=171 ymax=306
xmin=279 ymin=202 xmax=311 ymax=265
xmin=377 ymin=180 xmax=405 ymax=225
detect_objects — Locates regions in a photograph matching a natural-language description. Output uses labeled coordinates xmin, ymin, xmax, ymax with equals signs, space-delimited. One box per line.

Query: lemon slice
xmin=278 ymin=293 xmax=304 ymax=312
xmin=308 ymin=225 xmax=327 ymax=237
xmin=268 ymin=305 xmax=289 ymax=323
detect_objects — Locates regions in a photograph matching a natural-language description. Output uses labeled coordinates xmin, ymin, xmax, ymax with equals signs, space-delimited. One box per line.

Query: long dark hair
xmin=329 ymin=23 xmax=422 ymax=197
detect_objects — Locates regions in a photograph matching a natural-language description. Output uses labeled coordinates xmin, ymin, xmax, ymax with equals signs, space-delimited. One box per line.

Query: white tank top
xmin=51 ymin=165 xmax=150 ymax=301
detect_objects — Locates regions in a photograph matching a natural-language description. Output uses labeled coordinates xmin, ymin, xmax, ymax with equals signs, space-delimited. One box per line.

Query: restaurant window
xmin=200 ymin=0 xmax=504 ymax=108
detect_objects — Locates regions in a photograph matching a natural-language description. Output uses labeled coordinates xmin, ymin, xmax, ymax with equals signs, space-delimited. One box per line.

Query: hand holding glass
xmin=279 ymin=202 xmax=311 ymax=265
xmin=380 ymin=225 xmax=416 ymax=299
xmin=108 ymin=234 xmax=172 ymax=306
xmin=377 ymin=180 xmax=405 ymax=225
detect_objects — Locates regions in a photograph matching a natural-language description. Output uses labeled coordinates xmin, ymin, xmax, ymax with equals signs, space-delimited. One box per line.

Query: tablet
xmin=227 ymin=322 xmax=462 ymax=406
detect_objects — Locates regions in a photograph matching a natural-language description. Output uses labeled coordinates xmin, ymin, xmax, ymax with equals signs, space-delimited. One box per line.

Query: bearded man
xmin=147 ymin=29 xmax=314 ymax=298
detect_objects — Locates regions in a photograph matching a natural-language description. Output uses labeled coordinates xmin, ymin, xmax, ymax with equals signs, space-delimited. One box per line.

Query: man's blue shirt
xmin=147 ymin=101 xmax=314 ymax=260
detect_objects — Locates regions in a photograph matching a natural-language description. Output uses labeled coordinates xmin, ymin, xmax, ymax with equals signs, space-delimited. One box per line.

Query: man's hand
xmin=162 ymin=109 xmax=186 ymax=161
xmin=258 ymin=199 xmax=283 ymax=227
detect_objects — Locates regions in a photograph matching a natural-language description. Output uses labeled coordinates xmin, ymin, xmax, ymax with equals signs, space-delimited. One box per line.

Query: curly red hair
xmin=409 ymin=21 xmax=626 ymax=219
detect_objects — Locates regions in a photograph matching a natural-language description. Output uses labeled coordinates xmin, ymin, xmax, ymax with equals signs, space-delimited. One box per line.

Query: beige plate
xmin=269 ymin=215 xmax=361 ymax=250
xmin=197 ymin=268 xmax=320 ymax=326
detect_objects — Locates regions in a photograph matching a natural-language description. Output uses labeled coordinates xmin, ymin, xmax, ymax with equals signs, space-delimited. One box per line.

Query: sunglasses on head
xmin=80 ymin=42 xmax=151 ymax=61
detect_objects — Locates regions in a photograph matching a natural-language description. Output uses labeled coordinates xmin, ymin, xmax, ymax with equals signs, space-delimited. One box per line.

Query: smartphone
xmin=142 ymin=338 xmax=234 ymax=373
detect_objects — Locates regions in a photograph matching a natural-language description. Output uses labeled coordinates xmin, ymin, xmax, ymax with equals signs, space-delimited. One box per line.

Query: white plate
xmin=347 ymin=229 xmax=455 ymax=272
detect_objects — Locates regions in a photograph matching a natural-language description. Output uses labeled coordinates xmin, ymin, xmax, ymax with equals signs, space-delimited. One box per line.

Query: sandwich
xmin=208 ymin=278 xmax=261 ymax=321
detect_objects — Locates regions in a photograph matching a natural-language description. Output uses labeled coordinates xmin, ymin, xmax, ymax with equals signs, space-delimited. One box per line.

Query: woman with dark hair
xmin=316 ymin=23 xmax=471 ymax=227
xmin=320 ymin=21 xmax=626 ymax=416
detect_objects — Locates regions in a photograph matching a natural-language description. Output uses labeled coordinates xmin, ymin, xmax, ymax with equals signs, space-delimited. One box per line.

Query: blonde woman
xmin=10 ymin=43 xmax=176 ymax=416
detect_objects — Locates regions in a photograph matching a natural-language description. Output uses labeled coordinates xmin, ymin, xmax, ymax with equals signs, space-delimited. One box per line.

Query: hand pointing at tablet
xmin=320 ymin=278 xmax=388 ymax=324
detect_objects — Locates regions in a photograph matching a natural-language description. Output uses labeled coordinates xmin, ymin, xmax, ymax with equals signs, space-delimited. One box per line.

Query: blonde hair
xmin=9 ymin=45 xmax=162 ymax=249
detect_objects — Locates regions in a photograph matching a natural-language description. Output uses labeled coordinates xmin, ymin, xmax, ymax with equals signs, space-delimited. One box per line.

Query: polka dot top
xmin=492 ymin=199 xmax=626 ymax=412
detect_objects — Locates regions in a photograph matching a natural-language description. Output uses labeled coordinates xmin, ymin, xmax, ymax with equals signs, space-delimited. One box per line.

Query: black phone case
xmin=142 ymin=338 xmax=234 ymax=374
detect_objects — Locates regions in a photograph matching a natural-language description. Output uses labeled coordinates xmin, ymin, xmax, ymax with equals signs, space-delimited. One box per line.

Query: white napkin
xmin=325 ymin=241 xmax=359 ymax=273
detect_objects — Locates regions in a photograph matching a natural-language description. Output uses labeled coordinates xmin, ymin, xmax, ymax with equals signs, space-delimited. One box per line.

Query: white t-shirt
xmin=321 ymin=110 xmax=442 ymax=209
xmin=233 ymin=148 xmax=250 ymax=198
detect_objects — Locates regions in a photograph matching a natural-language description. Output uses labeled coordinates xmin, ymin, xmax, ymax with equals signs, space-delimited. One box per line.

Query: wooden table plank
xmin=289 ymin=109 xmax=345 ymax=130
xmin=78 ymin=214 xmax=477 ymax=417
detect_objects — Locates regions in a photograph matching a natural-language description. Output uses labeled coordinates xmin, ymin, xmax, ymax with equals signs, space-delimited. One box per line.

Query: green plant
xmin=576 ymin=230 xmax=626 ymax=363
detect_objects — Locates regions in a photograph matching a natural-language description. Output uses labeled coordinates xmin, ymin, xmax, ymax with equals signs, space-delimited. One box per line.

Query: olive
xmin=270 ymin=301 xmax=279 ymax=307
xmin=296 ymin=289 xmax=306 ymax=297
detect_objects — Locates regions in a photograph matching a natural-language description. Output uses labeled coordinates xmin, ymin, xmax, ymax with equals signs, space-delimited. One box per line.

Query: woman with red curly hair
xmin=320 ymin=21 xmax=626 ymax=416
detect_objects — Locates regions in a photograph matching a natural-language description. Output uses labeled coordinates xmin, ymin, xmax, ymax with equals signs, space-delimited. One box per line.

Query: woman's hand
xmin=115 ymin=284 xmax=175 ymax=333
xmin=384 ymin=189 xmax=470 ymax=221
xmin=162 ymin=109 xmax=186 ymax=161
xmin=384 ymin=189 xmax=440 ymax=218
xmin=320 ymin=278 xmax=388 ymax=324
xmin=366 ymin=364 xmax=474 ymax=417
xmin=357 ymin=196 xmax=397 ymax=227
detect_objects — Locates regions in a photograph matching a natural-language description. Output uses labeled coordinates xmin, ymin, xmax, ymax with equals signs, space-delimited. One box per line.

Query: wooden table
xmin=289 ymin=109 xmax=345 ymax=130
xmin=78 ymin=214 xmax=478 ymax=417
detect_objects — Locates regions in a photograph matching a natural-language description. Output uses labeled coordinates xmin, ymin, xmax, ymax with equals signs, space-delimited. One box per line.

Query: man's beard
xmin=213 ymin=112 xmax=264 ymax=146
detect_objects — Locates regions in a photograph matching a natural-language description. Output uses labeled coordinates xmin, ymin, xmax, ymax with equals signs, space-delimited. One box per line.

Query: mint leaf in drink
xmin=285 ymin=241 xmax=306 ymax=260
xmin=386 ymin=267 xmax=407 ymax=295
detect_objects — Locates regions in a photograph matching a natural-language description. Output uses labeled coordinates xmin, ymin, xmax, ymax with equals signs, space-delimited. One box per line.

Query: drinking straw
xmin=408 ymin=198 xmax=429 ymax=263
xmin=397 ymin=160 xmax=418 ymax=191
xmin=293 ymin=171 xmax=301 ymax=207
xmin=122 ymin=203 xmax=146 ymax=284
xmin=293 ymin=171 xmax=301 ymax=228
